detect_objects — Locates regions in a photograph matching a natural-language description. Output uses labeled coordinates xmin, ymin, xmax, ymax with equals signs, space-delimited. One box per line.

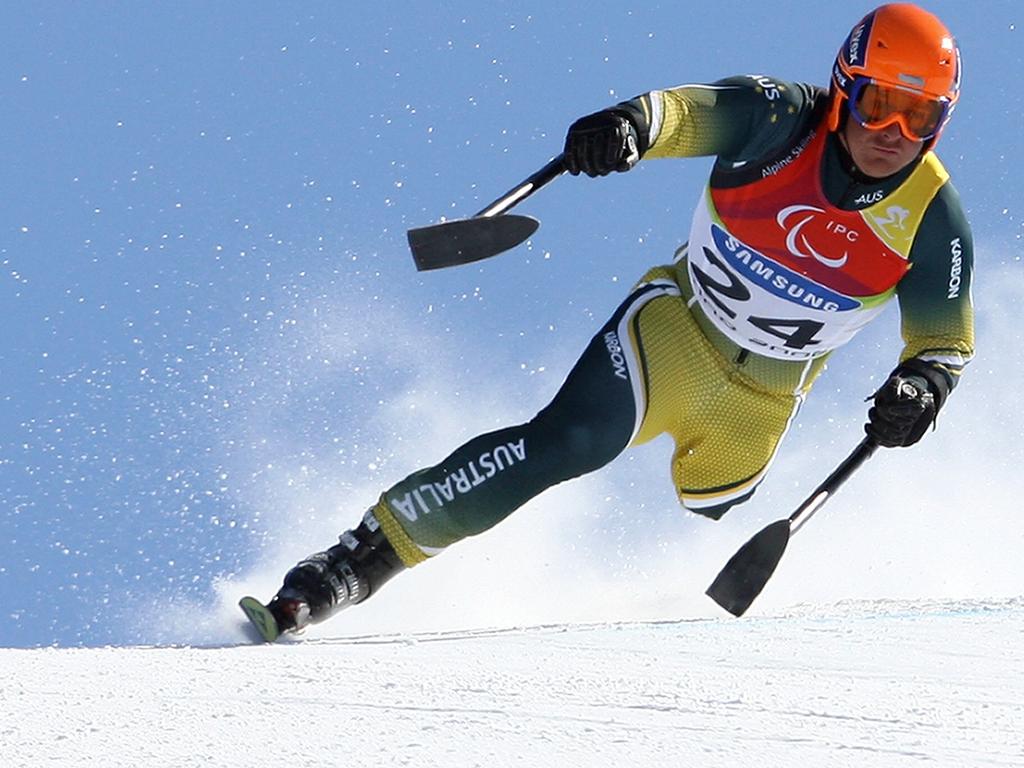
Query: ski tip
xmin=239 ymin=596 xmax=282 ymax=643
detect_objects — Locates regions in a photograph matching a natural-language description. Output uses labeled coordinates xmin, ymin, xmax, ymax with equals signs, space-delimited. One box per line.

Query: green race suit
xmin=371 ymin=75 xmax=975 ymax=565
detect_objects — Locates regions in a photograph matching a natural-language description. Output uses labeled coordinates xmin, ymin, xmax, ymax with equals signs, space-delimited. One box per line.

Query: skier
xmin=247 ymin=3 xmax=974 ymax=637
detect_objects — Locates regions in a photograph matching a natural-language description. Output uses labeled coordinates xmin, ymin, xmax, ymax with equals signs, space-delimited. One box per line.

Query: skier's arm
xmin=866 ymin=183 xmax=975 ymax=448
xmin=618 ymin=75 xmax=814 ymax=163
xmin=565 ymin=75 xmax=815 ymax=176
xmin=895 ymin=181 xmax=975 ymax=398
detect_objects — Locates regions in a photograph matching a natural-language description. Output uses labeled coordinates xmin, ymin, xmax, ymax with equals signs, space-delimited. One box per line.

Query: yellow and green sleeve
xmin=614 ymin=75 xmax=818 ymax=164
xmin=897 ymin=182 xmax=975 ymax=392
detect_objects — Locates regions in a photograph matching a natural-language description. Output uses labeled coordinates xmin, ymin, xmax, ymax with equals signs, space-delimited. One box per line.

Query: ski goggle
xmin=847 ymin=77 xmax=952 ymax=142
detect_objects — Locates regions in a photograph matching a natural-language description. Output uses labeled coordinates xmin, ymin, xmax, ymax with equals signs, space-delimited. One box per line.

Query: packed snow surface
xmin=4 ymin=598 xmax=1021 ymax=767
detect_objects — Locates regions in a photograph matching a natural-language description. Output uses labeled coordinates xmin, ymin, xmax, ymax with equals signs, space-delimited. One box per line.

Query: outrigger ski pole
xmin=706 ymin=437 xmax=879 ymax=617
xmin=407 ymin=154 xmax=566 ymax=271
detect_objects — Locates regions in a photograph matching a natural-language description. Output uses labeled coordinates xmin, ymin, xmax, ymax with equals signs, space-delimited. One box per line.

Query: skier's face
xmin=841 ymin=118 xmax=924 ymax=179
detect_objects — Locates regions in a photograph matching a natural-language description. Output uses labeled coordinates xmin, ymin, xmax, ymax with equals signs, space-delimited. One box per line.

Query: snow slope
xmin=4 ymin=598 xmax=1021 ymax=768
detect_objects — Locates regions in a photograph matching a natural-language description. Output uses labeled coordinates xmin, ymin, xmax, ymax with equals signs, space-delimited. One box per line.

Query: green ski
xmin=239 ymin=596 xmax=283 ymax=643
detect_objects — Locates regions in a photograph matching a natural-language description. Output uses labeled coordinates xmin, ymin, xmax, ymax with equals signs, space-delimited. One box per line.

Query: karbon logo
xmin=948 ymin=238 xmax=964 ymax=299
xmin=603 ymin=332 xmax=629 ymax=380
xmin=776 ymin=205 xmax=855 ymax=268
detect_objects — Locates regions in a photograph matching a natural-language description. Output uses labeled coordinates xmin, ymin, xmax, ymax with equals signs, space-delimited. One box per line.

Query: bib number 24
xmin=692 ymin=246 xmax=825 ymax=352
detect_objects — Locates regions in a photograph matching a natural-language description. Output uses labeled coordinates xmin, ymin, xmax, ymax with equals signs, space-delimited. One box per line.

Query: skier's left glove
xmin=865 ymin=362 xmax=948 ymax=448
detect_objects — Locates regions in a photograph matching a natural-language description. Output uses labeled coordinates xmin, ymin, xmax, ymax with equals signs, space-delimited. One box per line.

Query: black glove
xmin=564 ymin=110 xmax=641 ymax=177
xmin=865 ymin=367 xmax=941 ymax=448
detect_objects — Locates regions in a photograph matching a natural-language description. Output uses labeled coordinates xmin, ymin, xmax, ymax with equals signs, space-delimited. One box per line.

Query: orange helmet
xmin=828 ymin=4 xmax=961 ymax=148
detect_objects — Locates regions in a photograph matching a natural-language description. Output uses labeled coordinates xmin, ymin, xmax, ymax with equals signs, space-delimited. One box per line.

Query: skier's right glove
xmin=564 ymin=109 xmax=641 ymax=177
xmin=865 ymin=363 xmax=946 ymax=448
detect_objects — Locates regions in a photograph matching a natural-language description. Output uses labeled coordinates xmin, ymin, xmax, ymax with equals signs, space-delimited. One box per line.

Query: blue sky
xmin=1 ymin=2 xmax=1021 ymax=647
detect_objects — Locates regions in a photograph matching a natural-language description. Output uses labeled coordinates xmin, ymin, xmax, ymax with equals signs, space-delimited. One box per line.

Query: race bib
xmin=687 ymin=196 xmax=893 ymax=361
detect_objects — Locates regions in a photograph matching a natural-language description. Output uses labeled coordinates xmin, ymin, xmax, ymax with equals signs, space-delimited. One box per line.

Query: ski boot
xmin=264 ymin=508 xmax=406 ymax=636
xmin=239 ymin=507 xmax=408 ymax=642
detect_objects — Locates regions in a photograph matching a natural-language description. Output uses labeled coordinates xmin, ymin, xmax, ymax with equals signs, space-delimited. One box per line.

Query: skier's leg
xmin=270 ymin=280 xmax=680 ymax=630
xmin=629 ymin=262 xmax=820 ymax=520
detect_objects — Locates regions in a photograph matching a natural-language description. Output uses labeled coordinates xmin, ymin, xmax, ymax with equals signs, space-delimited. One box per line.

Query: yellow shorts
xmin=624 ymin=264 xmax=823 ymax=518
